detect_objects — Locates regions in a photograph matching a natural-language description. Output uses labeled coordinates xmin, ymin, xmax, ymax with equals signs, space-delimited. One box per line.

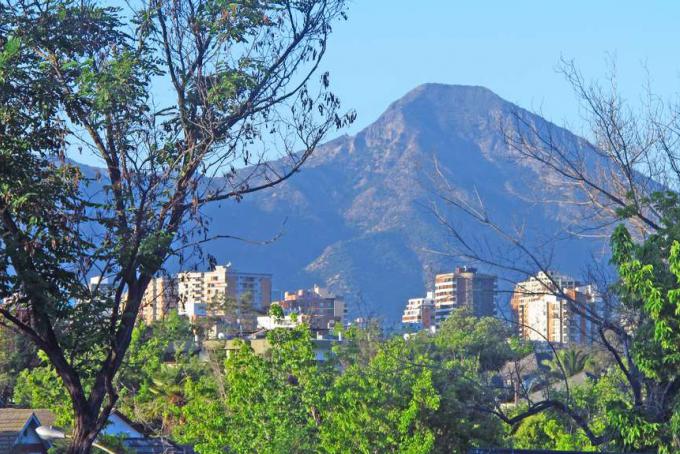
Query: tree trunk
xmin=67 ymin=413 xmax=100 ymax=454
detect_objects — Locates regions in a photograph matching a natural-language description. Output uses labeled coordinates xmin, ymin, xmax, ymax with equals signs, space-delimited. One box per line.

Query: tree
xmin=116 ymin=311 xmax=205 ymax=435
xmin=544 ymin=349 xmax=590 ymax=379
xmin=333 ymin=318 xmax=383 ymax=369
xmin=512 ymin=412 xmax=596 ymax=451
xmin=13 ymin=352 xmax=74 ymax=428
xmin=320 ymin=337 xmax=440 ymax=454
xmin=423 ymin=313 xmax=512 ymax=452
xmin=0 ymin=0 xmax=353 ymax=451
xmin=0 ymin=324 xmax=37 ymax=405
xmin=432 ymin=62 xmax=680 ymax=452
xmin=174 ymin=325 xmax=332 ymax=453
xmin=13 ymin=311 xmax=204 ymax=435
xmin=269 ymin=301 xmax=284 ymax=319
xmin=604 ymin=201 xmax=680 ymax=451
xmin=322 ymin=311 xmax=511 ymax=453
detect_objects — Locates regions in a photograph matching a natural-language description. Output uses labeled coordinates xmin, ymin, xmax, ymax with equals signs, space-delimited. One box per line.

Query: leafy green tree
xmin=13 ymin=311 xmax=204 ymax=434
xmin=0 ymin=325 xmax=37 ymax=404
xmin=425 ymin=311 xmax=513 ymax=451
xmin=14 ymin=352 xmax=73 ymax=427
xmin=604 ymin=192 xmax=680 ymax=452
xmin=433 ymin=310 xmax=515 ymax=371
xmin=512 ymin=412 xmax=596 ymax=451
xmin=333 ymin=318 xmax=383 ymax=369
xmin=269 ymin=302 xmax=285 ymax=319
xmin=117 ymin=312 xmax=206 ymax=435
xmin=0 ymin=0 xmax=352 ymax=451
xmin=320 ymin=337 xmax=440 ymax=454
xmin=170 ymin=373 xmax=227 ymax=453
xmin=321 ymin=312 xmax=510 ymax=453
xmin=175 ymin=325 xmax=331 ymax=453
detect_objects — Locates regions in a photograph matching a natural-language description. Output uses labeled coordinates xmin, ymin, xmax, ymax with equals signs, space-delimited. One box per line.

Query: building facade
xmin=140 ymin=276 xmax=178 ymax=324
xmin=275 ymin=285 xmax=345 ymax=331
xmin=226 ymin=271 xmax=273 ymax=313
xmin=401 ymin=292 xmax=435 ymax=331
xmin=509 ymin=271 xmax=580 ymax=317
xmin=177 ymin=265 xmax=272 ymax=337
xmin=433 ymin=267 xmax=496 ymax=325
xmin=511 ymin=272 xmax=599 ymax=346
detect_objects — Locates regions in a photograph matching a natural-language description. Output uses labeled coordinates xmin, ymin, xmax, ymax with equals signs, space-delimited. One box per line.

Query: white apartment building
xmin=511 ymin=271 xmax=600 ymax=346
xmin=140 ymin=276 xmax=178 ymax=324
xmin=177 ymin=265 xmax=272 ymax=321
xmin=401 ymin=292 xmax=435 ymax=330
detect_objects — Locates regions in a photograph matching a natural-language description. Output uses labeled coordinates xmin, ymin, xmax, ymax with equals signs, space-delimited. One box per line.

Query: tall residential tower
xmin=433 ymin=267 xmax=496 ymax=325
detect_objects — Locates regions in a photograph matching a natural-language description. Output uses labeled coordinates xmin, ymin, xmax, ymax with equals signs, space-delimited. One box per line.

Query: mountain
xmin=201 ymin=84 xmax=605 ymax=323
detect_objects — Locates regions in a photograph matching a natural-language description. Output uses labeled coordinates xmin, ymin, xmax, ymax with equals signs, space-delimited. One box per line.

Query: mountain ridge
xmin=73 ymin=84 xmax=605 ymax=322
xmin=199 ymin=83 xmax=603 ymax=322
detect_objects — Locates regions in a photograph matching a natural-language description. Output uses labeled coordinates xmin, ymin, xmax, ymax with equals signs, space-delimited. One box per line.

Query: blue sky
xmin=73 ymin=1 xmax=680 ymax=166
xmin=320 ymin=1 xmax=680 ymax=139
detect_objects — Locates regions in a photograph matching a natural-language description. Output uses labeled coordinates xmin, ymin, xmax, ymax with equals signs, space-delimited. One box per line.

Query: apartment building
xmin=511 ymin=271 xmax=599 ymax=346
xmin=227 ymin=271 xmax=273 ymax=313
xmin=88 ymin=275 xmax=114 ymax=294
xmin=401 ymin=292 xmax=435 ymax=331
xmin=140 ymin=276 xmax=178 ymax=324
xmin=509 ymin=271 xmax=579 ymax=316
xmin=275 ymin=285 xmax=345 ymax=331
xmin=177 ymin=265 xmax=272 ymax=324
xmin=433 ymin=267 xmax=496 ymax=325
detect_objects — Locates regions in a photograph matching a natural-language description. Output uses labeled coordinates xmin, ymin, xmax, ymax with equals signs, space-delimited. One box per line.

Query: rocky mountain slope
xmin=201 ymin=84 xmax=605 ymax=322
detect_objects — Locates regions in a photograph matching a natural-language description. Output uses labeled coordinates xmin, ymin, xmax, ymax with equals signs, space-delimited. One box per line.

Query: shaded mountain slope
xmin=200 ymin=84 xmax=605 ymax=322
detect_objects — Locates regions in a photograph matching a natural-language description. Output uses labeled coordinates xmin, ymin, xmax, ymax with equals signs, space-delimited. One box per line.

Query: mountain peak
xmin=206 ymin=82 xmax=597 ymax=321
xmin=383 ymin=83 xmax=510 ymax=119
xmin=405 ymin=83 xmax=499 ymax=98
xmin=350 ymin=83 xmax=515 ymax=155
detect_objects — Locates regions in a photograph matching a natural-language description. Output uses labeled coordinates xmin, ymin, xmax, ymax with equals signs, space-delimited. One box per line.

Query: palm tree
xmin=544 ymin=349 xmax=590 ymax=378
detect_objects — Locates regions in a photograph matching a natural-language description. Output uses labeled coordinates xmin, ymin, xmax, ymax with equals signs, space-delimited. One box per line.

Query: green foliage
xmin=433 ymin=310 xmax=515 ymax=370
xmin=0 ymin=36 xmax=21 ymax=80
xmin=228 ymin=328 xmax=328 ymax=452
xmin=268 ymin=302 xmax=284 ymax=319
xmin=0 ymin=326 xmax=37 ymax=404
xmin=543 ymin=349 xmax=590 ymax=378
xmin=510 ymin=367 xmax=630 ymax=452
xmin=512 ymin=412 xmax=596 ymax=451
xmin=136 ymin=232 xmax=173 ymax=274
xmin=171 ymin=311 xmax=510 ymax=453
xmin=13 ymin=313 xmax=202 ymax=435
xmin=320 ymin=338 xmax=439 ymax=454
xmin=171 ymin=374 xmax=227 ymax=453
xmin=424 ymin=312 xmax=512 ymax=451
xmin=175 ymin=325 xmax=331 ymax=453
xmin=117 ymin=312 xmax=205 ymax=435
xmin=597 ymin=190 xmax=680 ymax=451
xmin=13 ymin=351 xmax=73 ymax=427
xmin=333 ymin=319 xmax=382 ymax=368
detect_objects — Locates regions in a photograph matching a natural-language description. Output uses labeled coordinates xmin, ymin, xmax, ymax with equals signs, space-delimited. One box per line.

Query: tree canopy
xmin=0 ymin=0 xmax=353 ymax=451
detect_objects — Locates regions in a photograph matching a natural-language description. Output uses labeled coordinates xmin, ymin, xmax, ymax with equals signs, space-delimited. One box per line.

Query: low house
xmin=100 ymin=411 xmax=187 ymax=453
xmin=0 ymin=409 xmax=54 ymax=453
xmin=499 ymin=352 xmax=552 ymax=404
xmin=0 ymin=408 xmax=188 ymax=453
